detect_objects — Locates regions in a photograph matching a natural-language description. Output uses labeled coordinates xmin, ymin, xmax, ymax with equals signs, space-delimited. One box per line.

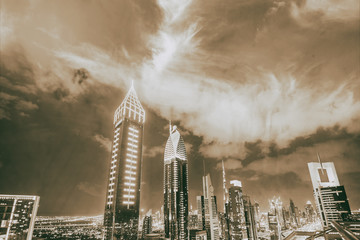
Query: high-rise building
xmin=202 ymin=174 xmax=220 ymax=240
xmin=308 ymin=161 xmax=351 ymax=228
xmin=197 ymin=196 xmax=206 ymax=232
xmin=268 ymin=198 xmax=283 ymax=240
xmin=221 ymin=161 xmax=230 ymax=240
xmin=0 ymin=194 xmax=40 ymax=240
xmin=304 ymin=201 xmax=315 ymax=223
xmin=228 ymin=180 xmax=247 ymax=240
xmin=289 ymin=199 xmax=298 ymax=227
xmin=243 ymin=196 xmax=258 ymax=240
xmin=142 ymin=215 xmax=152 ymax=239
xmin=103 ymin=84 xmax=145 ymax=240
xmin=163 ymin=124 xmax=189 ymax=240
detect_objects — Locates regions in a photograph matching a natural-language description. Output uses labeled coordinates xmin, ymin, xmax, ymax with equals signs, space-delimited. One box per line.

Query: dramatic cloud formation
xmin=0 ymin=0 xmax=359 ymax=214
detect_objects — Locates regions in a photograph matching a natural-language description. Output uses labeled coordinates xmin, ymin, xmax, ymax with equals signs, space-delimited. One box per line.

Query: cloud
xmin=72 ymin=68 xmax=90 ymax=85
xmin=143 ymin=145 xmax=164 ymax=158
xmin=93 ymin=134 xmax=111 ymax=152
xmin=76 ymin=182 xmax=103 ymax=197
xmin=15 ymin=100 xmax=38 ymax=111
xmin=216 ymin=158 xmax=243 ymax=170
xmin=291 ymin=0 xmax=359 ymax=25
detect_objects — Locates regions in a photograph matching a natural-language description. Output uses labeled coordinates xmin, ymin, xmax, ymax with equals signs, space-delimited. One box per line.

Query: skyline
xmin=0 ymin=0 xmax=359 ymax=217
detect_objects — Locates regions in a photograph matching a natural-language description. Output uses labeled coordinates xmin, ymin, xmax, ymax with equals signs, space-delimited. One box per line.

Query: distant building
xmin=221 ymin=160 xmax=230 ymax=240
xmin=228 ymin=180 xmax=247 ymax=240
xmin=0 ymin=194 xmax=40 ymax=240
xmin=202 ymin=174 xmax=220 ymax=240
xmin=308 ymin=161 xmax=351 ymax=227
xmin=289 ymin=199 xmax=298 ymax=227
xmin=103 ymin=84 xmax=145 ymax=240
xmin=196 ymin=196 xmax=206 ymax=231
xmin=189 ymin=213 xmax=200 ymax=230
xmin=163 ymin=124 xmax=189 ymax=240
xmin=304 ymin=201 xmax=315 ymax=223
xmin=268 ymin=197 xmax=284 ymax=240
xmin=142 ymin=215 xmax=152 ymax=239
xmin=243 ymin=196 xmax=258 ymax=240
xmin=189 ymin=229 xmax=207 ymax=240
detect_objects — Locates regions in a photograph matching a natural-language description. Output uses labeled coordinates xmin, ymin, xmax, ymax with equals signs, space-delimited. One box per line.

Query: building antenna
xmin=202 ymin=158 xmax=206 ymax=177
xmin=317 ymin=152 xmax=324 ymax=174
xmin=169 ymin=120 xmax=171 ymax=134
xmin=222 ymin=159 xmax=229 ymax=212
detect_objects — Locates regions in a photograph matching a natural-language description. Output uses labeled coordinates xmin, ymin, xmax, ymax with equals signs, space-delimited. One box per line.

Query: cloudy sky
xmin=0 ymin=0 xmax=359 ymax=215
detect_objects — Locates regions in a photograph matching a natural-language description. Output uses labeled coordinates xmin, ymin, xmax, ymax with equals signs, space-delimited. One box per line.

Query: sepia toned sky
xmin=0 ymin=0 xmax=359 ymax=215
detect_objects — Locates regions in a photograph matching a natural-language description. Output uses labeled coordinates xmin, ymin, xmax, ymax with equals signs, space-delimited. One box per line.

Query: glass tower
xmin=163 ymin=124 xmax=189 ymax=240
xmin=104 ymin=84 xmax=145 ymax=240
xmin=0 ymin=194 xmax=40 ymax=240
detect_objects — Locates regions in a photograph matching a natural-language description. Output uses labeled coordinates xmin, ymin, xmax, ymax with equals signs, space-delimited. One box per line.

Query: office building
xmin=304 ymin=201 xmax=315 ymax=223
xmin=289 ymin=199 xmax=298 ymax=227
xmin=202 ymin=174 xmax=220 ymax=240
xmin=308 ymin=161 xmax=351 ymax=227
xmin=228 ymin=180 xmax=247 ymax=240
xmin=197 ymin=196 xmax=206 ymax=232
xmin=142 ymin=215 xmax=152 ymax=239
xmin=189 ymin=229 xmax=207 ymax=240
xmin=0 ymin=194 xmax=40 ymax=240
xmin=243 ymin=196 xmax=257 ymax=240
xmin=103 ymin=84 xmax=145 ymax=240
xmin=163 ymin=124 xmax=189 ymax=240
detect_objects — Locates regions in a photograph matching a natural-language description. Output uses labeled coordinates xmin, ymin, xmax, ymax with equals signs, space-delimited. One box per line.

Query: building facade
xmin=308 ymin=162 xmax=351 ymax=228
xmin=228 ymin=181 xmax=247 ymax=240
xmin=163 ymin=125 xmax=189 ymax=240
xmin=243 ymin=196 xmax=258 ymax=240
xmin=104 ymin=85 xmax=145 ymax=240
xmin=0 ymin=194 xmax=40 ymax=240
xmin=202 ymin=174 xmax=220 ymax=240
xmin=142 ymin=215 xmax=152 ymax=239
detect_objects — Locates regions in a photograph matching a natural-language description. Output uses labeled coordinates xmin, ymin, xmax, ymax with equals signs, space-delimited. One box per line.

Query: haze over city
xmin=1 ymin=0 xmax=359 ymax=220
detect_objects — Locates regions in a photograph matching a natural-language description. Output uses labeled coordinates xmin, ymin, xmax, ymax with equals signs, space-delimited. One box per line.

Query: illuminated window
xmin=126 ymin=153 xmax=137 ymax=158
xmin=125 ymin=176 xmax=136 ymax=181
xmin=126 ymin=159 xmax=136 ymax=164
xmin=123 ymin=195 xmax=135 ymax=199
xmin=126 ymin=164 xmax=136 ymax=169
xmin=125 ymin=170 xmax=136 ymax=175
xmin=124 ymin=182 xmax=135 ymax=187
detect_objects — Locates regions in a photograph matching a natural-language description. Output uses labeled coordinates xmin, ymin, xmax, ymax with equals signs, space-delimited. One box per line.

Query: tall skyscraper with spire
xmin=164 ymin=124 xmax=189 ymax=240
xmin=103 ymin=84 xmax=145 ymax=240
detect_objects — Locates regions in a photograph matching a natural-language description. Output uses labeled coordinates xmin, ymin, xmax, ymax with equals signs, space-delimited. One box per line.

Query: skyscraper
xmin=197 ymin=196 xmax=206 ymax=231
xmin=221 ymin=160 xmax=230 ymax=240
xmin=202 ymin=174 xmax=220 ymax=240
xmin=289 ymin=199 xmax=298 ymax=227
xmin=104 ymin=84 xmax=145 ymax=240
xmin=304 ymin=201 xmax=315 ymax=223
xmin=0 ymin=194 xmax=40 ymax=240
xmin=243 ymin=196 xmax=258 ymax=240
xmin=164 ymin=124 xmax=189 ymax=240
xmin=228 ymin=180 xmax=247 ymax=240
xmin=308 ymin=161 xmax=351 ymax=228
xmin=142 ymin=215 xmax=152 ymax=239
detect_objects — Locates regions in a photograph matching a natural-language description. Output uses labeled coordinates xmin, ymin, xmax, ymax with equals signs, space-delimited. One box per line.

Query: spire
xmin=113 ymin=83 xmax=145 ymax=125
xmin=317 ymin=152 xmax=324 ymax=174
xmin=222 ymin=160 xmax=229 ymax=211
xmin=169 ymin=120 xmax=172 ymax=134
